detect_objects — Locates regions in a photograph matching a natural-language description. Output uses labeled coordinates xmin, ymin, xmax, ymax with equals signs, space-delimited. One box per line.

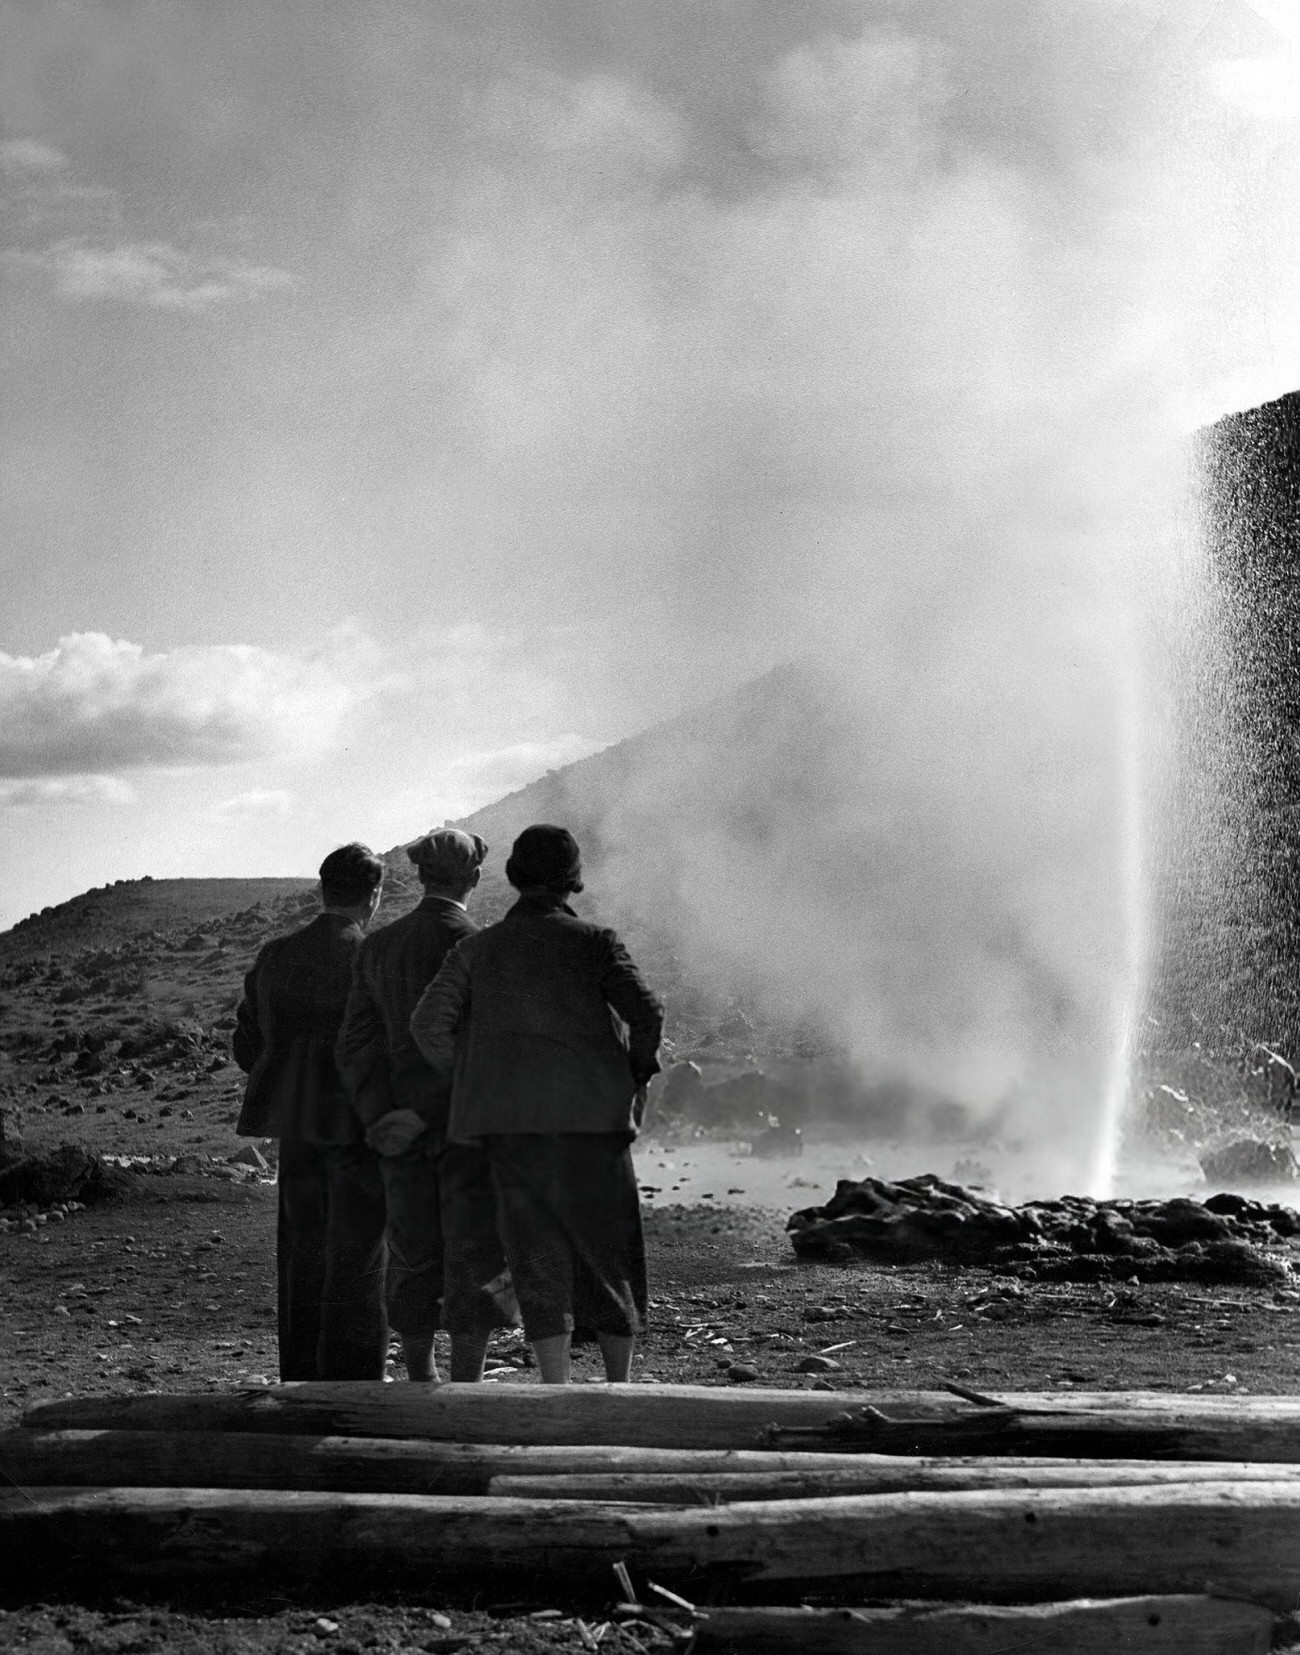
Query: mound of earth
xmin=0 ymin=1143 xmax=136 ymax=1212
xmin=788 ymin=1173 xmax=1300 ymax=1285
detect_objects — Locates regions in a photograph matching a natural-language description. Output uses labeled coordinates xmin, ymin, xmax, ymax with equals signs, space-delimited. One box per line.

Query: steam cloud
xmin=429 ymin=3 xmax=1257 ymax=1189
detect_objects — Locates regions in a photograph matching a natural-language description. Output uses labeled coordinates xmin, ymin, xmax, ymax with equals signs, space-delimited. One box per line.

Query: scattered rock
xmin=1201 ymin=1139 xmax=1300 ymax=1185
xmin=228 ymin=1144 xmax=269 ymax=1172
xmin=751 ymin=1121 xmax=804 ymax=1159
xmin=788 ymin=1173 xmax=1300 ymax=1285
xmin=0 ymin=1144 xmax=135 ymax=1209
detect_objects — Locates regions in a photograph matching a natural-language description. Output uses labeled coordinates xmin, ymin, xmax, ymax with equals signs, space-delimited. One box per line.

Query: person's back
xmin=341 ymin=893 xmax=478 ymax=1129
xmin=411 ymin=824 xmax=663 ymax=1386
xmin=444 ymin=895 xmax=660 ymax=1137
xmin=336 ymin=828 xmax=507 ymax=1384
xmin=232 ymin=842 xmax=388 ymax=1382
xmin=235 ymin=913 xmax=366 ymax=1143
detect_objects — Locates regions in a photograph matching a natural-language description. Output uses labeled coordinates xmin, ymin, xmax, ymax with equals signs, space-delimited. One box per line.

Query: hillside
xmin=448 ymin=659 xmax=825 ymax=866
xmin=0 ymin=878 xmax=316 ymax=963
xmin=375 ymin=658 xmax=830 ymax=936
xmin=1152 ymin=392 xmax=1300 ymax=1056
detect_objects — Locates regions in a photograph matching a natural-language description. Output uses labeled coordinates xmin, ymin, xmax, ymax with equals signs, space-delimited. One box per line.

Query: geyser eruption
xmin=591 ymin=13 xmax=1193 ymax=1196
xmin=440 ymin=4 xmax=1280 ymax=1194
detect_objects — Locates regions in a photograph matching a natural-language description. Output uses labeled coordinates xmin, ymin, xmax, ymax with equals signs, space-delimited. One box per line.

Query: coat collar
xmin=314 ymin=910 xmax=364 ymax=937
xmin=507 ymin=892 xmax=576 ymax=919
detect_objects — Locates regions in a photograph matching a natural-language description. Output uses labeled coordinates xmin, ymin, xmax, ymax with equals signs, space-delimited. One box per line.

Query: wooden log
xmin=23 ymin=1383 xmax=1300 ymax=1460
xmin=16 ymin=1383 xmax=975 ymax=1449
xmin=8 ymin=1482 xmax=1300 ymax=1608
xmin=489 ymin=1460 xmax=1300 ymax=1503
xmin=0 ymin=1430 xmax=1014 ymax=1494
xmin=13 ymin=1431 xmax=1300 ymax=1501
xmin=688 ymin=1597 xmax=1274 ymax=1654
xmin=15 ymin=1430 xmax=1300 ymax=1499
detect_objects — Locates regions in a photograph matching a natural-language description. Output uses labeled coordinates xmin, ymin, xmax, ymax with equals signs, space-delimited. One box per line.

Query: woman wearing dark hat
xmin=411 ymin=824 xmax=664 ymax=1383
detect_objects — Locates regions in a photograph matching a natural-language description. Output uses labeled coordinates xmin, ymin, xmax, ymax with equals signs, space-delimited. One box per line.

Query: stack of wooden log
xmin=6 ymin=1382 xmax=1300 ymax=1651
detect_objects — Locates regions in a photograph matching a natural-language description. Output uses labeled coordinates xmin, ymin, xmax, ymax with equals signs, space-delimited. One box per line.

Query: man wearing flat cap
xmin=337 ymin=827 xmax=511 ymax=1382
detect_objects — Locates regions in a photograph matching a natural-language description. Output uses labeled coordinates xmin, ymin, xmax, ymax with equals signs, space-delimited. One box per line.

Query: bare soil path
xmin=5 ymin=1151 xmax=1300 ymax=1654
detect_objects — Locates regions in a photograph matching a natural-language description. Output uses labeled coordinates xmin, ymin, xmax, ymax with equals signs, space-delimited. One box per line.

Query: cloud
xmin=480 ymin=69 xmax=687 ymax=175
xmin=0 ymin=137 xmax=68 ymax=175
xmin=438 ymin=735 xmax=603 ymax=804
xmin=0 ymin=125 xmax=289 ymax=307
xmin=212 ymin=788 xmax=295 ymax=822
xmin=0 ymin=632 xmax=358 ymax=780
xmin=1208 ymin=55 xmax=1300 ymax=121
xmin=0 ymin=774 xmax=135 ymax=810
xmin=7 ymin=238 xmax=292 ymax=311
xmin=1241 ymin=0 xmax=1300 ymax=48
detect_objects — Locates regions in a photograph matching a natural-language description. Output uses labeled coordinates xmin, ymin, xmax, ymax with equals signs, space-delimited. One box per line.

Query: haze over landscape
xmin=7 ymin=2 xmax=1300 ymax=1171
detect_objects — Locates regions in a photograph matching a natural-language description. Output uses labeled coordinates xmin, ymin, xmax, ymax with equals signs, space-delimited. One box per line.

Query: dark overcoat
xmin=233 ymin=912 xmax=366 ymax=1142
xmin=410 ymin=893 xmax=664 ymax=1141
xmin=336 ymin=895 xmax=478 ymax=1132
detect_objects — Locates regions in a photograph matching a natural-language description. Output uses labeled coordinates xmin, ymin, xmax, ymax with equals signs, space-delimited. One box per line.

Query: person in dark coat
xmin=233 ymin=842 xmax=387 ymax=1382
xmin=336 ymin=828 xmax=511 ymax=1383
xmin=410 ymin=824 xmax=664 ymax=1385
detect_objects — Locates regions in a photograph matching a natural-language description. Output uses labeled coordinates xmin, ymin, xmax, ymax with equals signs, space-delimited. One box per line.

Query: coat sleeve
xmin=232 ymin=960 xmax=264 ymax=1075
xmin=409 ymin=944 xmax=471 ymax=1083
xmin=599 ymin=932 xmax=665 ymax=1086
xmin=335 ymin=952 xmax=394 ymax=1128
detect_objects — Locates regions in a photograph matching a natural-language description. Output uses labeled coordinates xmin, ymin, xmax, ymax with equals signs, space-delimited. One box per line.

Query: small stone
xmin=725 ymin=1362 xmax=760 ymax=1383
xmin=313 ymin=1618 xmax=340 ymax=1636
xmin=229 ymin=1143 xmax=269 ymax=1172
xmin=796 ymin=1354 xmax=843 ymax=1373
xmin=429 ymin=1612 xmax=452 ymax=1629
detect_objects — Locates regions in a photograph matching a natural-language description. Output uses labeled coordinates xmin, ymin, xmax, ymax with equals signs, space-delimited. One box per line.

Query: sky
xmin=3 ymin=0 xmax=1300 ymax=936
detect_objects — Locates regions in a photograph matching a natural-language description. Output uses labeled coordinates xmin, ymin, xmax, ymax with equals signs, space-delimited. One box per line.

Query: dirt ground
xmin=5 ymin=884 xmax=1300 ymax=1649
xmin=5 ymin=1141 xmax=1300 ymax=1653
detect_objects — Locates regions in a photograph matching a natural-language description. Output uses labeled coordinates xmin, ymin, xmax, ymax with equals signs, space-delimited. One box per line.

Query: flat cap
xmin=406 ymin=827 xmax=488 ymax=880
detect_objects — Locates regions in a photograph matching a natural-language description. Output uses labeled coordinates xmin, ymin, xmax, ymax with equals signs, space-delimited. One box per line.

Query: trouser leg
xmin=486 ymin=1139 xmax=574 ymax=1345
xmin=439 ymin=1141 xmax=514 ymax=1343
xmin=400 ymin=1333 xmax=438 ymax=1382
xmin=448 ymin=1332 xmax=490 ymax=1382
xmin=316 ymin=1144 xmax=389 ymax=1381
xmin=276 ymin=1140 xmax=329 ymax=1382
xmin=380 ymin=1136 xmax=445 ymax=1344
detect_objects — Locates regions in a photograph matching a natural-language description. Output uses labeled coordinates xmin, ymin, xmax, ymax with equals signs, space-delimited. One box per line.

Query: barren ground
xmin=4 ymin=882 xmax=1300 ymax=1650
